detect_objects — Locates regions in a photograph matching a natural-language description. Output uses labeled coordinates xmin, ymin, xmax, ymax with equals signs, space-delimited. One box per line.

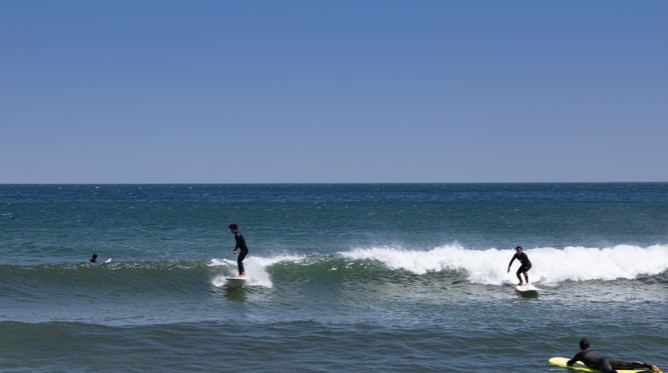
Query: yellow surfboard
xmin=549 ymin=357 xmax=660 ymax=373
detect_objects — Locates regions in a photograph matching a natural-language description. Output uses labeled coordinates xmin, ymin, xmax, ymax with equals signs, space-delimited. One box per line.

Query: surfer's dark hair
xmin=579 ymin=338 xmax=590 ymax=350
xmin=515 ymin=246 xmax=523 ymax=250
xmin=229 ymin=223 xmax=238 ymax=229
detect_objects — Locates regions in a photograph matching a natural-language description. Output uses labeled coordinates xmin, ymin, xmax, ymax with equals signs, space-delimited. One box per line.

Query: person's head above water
xmin=515 ymin=246 xmax=523 ymax=252
xmin=579 ymin=338 xmax=590 ymax=350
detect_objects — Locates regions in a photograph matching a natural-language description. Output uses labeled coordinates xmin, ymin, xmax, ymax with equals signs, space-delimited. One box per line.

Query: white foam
xmin=208 ymin=254 xmax=304 ymax=288
xmin=339 ymin=244 xmax=668 ymax=286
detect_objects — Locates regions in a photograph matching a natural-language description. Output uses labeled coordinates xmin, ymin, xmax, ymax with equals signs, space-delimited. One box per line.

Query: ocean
xmin=1 ymin=183 xmax=667 ymax=372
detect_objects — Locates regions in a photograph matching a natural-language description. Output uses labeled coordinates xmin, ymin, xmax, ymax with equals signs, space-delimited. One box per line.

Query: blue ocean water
xmin=1 ymin=184 xmax=667 ymax=372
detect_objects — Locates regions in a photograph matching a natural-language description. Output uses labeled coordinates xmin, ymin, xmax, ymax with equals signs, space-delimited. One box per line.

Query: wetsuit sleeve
xmin=508 ymin=253 xmax=517 ymax=268
xmin=567 ymin=352 xmax=584 ymax=366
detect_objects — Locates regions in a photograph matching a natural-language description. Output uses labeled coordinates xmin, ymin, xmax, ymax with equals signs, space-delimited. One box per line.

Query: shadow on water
xmin=209 ymin=280 xmax=248 ymax=302
xmin=223 ymin=283 xmax=248 ymax=301
xmin=516 ymin=290 xmax=539 ymax=299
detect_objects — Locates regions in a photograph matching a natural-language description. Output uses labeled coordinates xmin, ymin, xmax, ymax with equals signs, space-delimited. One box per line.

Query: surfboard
xmin=226 ymin=276 xmax=246 ymax=282
xmin=224 ymin=276 xmax=246 ymax=288
xmin=88 ymin=257 xmax=112 ymax=265
xmin=548 ymin=357 xmax=658 ymax=373
xmin=515 ymin=283 xmax=539 ymax=293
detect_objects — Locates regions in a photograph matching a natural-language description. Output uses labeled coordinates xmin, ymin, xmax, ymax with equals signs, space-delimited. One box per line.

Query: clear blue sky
xmin=2 ymin=1 xmax=667 ymax=183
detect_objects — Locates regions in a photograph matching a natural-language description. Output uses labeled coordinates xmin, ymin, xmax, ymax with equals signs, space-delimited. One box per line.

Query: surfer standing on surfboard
xmin=507 ymin=246 xmax=532 ymax=286
xmin=229 ymin=223 xmax=249 ymax=278
xmin=567 ymin=338 xmax=661 ymax=373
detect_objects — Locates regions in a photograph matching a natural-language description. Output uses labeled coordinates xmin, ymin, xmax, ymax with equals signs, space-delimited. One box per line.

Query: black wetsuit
xmin=567 ymin=348 xmax=654 ymax=373
xmin=233 ymin=232 xmax=249 ymax=274
xmin=509 ymin=251 xmax=532 ymax=282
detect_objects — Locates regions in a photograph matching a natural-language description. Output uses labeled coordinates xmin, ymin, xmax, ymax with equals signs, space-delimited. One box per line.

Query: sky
xmin=1 ymin=1 xmax=667 ymax=183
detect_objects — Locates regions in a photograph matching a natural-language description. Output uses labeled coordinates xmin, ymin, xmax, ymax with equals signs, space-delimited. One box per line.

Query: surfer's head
xmin=579 ymin=338 xmax=590 ymax=350
xmin=515 ymin=246 xmax=523 ymax=252
xmin=228 ymin=223 xmax=238 ymax=232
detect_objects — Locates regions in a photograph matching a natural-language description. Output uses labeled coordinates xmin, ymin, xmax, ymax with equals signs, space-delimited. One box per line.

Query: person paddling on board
xmin=229 ymin=223 xmax=249 ymax=278
xmin=507 ymin=245 xmax=531 ymax=285
xmin=89 ymin=253 xmax=98 ymax=263
xmin=567 ymin=338 xmax=661 ymax=373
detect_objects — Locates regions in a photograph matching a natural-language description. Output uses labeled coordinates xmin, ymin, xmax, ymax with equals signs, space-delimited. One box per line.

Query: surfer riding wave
xmin=507 ymin=246 xmax=532 ymax=285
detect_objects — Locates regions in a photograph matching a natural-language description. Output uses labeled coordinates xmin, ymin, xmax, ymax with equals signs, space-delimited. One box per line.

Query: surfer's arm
xmin=233 ymin=234 xmax=241 ymax=252
xmin=567 ymin=352 xmax=584 ymax=366
xmin=507 ymin=255 xmax=516 ymax=271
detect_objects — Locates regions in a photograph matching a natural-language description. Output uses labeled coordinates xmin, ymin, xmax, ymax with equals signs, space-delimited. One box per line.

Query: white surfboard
xmin=88 ymin=257 xmax=112 ymax=264
xmin=515 ymin=283 xmax=539 ymax=293
xmin=226 ymin=276 xmax=246 ymax=282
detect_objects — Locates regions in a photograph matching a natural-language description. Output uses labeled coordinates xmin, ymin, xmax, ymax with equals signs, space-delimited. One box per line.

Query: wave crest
xmin=339 ymin=244 xmax=668 ymax=285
